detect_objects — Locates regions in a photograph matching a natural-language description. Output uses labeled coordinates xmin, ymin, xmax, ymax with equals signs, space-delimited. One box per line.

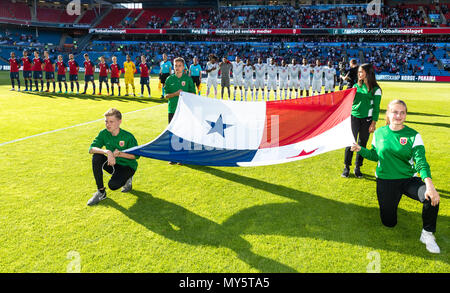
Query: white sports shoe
xmin=420 ymin=229 xmax=440 ymax=254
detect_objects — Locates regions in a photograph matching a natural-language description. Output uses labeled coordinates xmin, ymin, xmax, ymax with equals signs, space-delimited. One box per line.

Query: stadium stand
xmin=133 ymin=8 xmax=176 ymax=28
xmin=96 ymin=9 xmax=132 ymax=28
xmin=1 ymin=1 xmax=449 ymax=80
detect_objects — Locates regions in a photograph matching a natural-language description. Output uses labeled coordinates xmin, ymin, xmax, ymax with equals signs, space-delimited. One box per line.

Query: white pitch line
xmin=0 ymin=104 xmax=165 ymax=147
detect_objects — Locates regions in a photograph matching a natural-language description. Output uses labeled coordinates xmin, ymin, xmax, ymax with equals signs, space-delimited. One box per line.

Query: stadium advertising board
xmin=375 ymin=74 xmax=450 ymax=82
xmin=337 ymin=28 xmax=450 ymax=35
xmin=88 ymin=28 xmax=450 ymax=35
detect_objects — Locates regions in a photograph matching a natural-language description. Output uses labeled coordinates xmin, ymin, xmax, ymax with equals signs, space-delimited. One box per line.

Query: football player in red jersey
xmin=9 ymin=52 xmax=21 ymax=91
xmin=98 ymin=56 xmax=110 ymax=95
xmin=139 ymin=55 xmax=151 ymax=97
xmin=43 ymin=51 xmax=56 ymax=92
xmin=21 ymin=50 xmax=33 ymax=91
xmin=56 ymin=55 xmax=68 ymax=93
xmin=109 ymin=56 xmax=122 ymax=96
xmin=32 ymin=51 xmax=44 ymax=92
xmin=68 ymin=54 xmax=80 ymax=93
xmin=82 ymin=53 xmax=96 ymax=95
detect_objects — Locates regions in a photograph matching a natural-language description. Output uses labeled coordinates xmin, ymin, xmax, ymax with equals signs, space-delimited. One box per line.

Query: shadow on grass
xmin=104 ymin=166 xmax=448 ymax=272
xmin=24 ymin=90 xmax=166 ymax=104
xmin=104 ymin=190 xmax=298 ymax=273
xmin=187 ymin=166 xmax=448 ymax=263
xmin=406 ymin=120 xmax=450 ymax=129
xmin=379 ymin=109 xmax=449 ymax=118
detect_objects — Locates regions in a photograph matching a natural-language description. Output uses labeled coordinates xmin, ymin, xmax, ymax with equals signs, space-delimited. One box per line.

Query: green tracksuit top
xmin=89 ymin=128 xmax=140 ymax=170
xmin=164 ymin=73 xmax=196 ymax=114
xmin=352 ymin=83 xmax=382 ymax=121
xmin=358 ymin=125 xmax=431 ymax=180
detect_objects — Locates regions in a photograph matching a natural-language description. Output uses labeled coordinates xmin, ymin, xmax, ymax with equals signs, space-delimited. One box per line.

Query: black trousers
xmin=376 ymin=177 xmax=439 ymax=232
xmin=92 ymin=154 xmax=135 ymax=190
xmin=344 ymin=115 xmax=372 ymax=167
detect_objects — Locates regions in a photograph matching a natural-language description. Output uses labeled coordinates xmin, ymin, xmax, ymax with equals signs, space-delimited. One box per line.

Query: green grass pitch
xmin=0 ymin=71 xmax=448 ymax=272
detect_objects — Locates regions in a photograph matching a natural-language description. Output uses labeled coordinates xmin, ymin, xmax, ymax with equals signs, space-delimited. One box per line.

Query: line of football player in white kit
xmin=204 ymin=56 xmax=337 ymax=101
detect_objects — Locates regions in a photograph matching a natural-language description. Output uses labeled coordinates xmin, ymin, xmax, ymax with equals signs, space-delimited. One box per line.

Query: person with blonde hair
xmin=87 ymin=108 xmax=139 ymax=206
xmin=351 ymin=100 xmax=441 ymax=254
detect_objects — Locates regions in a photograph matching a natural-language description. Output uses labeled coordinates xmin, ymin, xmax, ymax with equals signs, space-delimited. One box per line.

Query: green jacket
xmin=89 ymin=128 xmax=139 ymax=170
xmin=358 ymin=125 xmax=431 ymax=180
xmin=164 ymin=73 xmax=196 ymax=114
xmin=352 ymin=83 xmax=382 ymax=121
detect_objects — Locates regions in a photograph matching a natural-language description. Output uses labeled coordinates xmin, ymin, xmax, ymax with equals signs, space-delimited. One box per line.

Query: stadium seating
xmin=96 ymin=9 xmax=132 ymax=28
xmin=78 ymin=9 xmax=97 ymax=25
xmin=0 ymin=1 xmax=13 ymax=18
xmin=12 ymin=2 xmax=31 ymax=21
xmin=133 ymin=8 xmax=175 ymax=28
xmin=36 ymin=7 xmax=62 ymax=23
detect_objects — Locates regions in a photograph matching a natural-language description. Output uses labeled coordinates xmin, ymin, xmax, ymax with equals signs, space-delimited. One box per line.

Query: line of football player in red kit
xmin=8 ymin=50 xmax=152 ymax=97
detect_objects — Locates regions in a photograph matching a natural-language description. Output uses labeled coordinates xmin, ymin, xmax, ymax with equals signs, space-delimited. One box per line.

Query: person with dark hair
xmin=9 ymin=52 xmax=21 ymax=91
xmin=32 ymin=51 xmax=44 ymax=92
xmin=338 ymin=61 xmax=347 ymax=91
xmin=351 ymin=100 xmax=440 ymax=254
xmin=342 ymin=63 xmax=382 ymax=178
xmin=98 ymin=56 xmax=110 ymax=95
xmin=206 ymin=54 xmax=219 ymax=99
xmin=344 ymin=59 xmax=358 ymax=89
xmin=21 ymin=50 xmax=33 ymax=91
xmin=56 ymin=55 xmax=68 ymax=93
xmin=43 ymin=51 xmax=56 ymax=93
xmin=159 ymin=53 xmax=172 ymax=99
xmin=82 ymin=53 xmax=96 ymax=95
xmin=219 ymin=57 xmax=232 ymax=100
xmin=189 ymin=57 xmax=202 ymax=95
xmin=68 ymin=54 xmax=80 ymax=94
xmin=139 ymin=55 xmax=152 ymax=97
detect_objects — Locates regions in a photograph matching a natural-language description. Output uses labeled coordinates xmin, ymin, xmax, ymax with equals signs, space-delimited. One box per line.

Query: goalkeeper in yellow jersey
xmin=123 ymin=54 xmax=137 ymax=96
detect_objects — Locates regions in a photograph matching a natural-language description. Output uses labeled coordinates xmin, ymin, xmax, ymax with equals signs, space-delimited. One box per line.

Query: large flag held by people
xmin=124 ymin=88 xmax=357 ymax=166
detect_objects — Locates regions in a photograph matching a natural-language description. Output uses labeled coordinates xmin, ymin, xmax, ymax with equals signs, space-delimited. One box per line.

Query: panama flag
xmin=124 ymin=88 xmax=356 ymax=167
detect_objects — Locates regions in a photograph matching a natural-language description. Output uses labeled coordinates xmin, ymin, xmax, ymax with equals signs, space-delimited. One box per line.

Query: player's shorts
xmin=207 ymin=77 xmax=218 ymax=88
xmin=312 ymin=79 xmax=322 ymax=92
xmin=254 ymin=78 xmax=265 ymax=89
xmin=84 ymin=74 xmax=94 ymax=82
xmin=99 ymin=76 xmax=108 ymax=83
xmin=244 ymin=78 xmax=254 ymax=89
xmin=10 ymin=72 xmax=19 ymax=79
xmin=33 ymin=71 xmax=43 ymax=79
xmin=288 ymin=78 xmax=299 ymax=89
xmin=23 ymin=71 xmax=32 ymax=79
xmin=159 ymin=73 xmax=170 ymax=84
xmin=110 ymin=77 xmax=119 ymax=84
xmin=279 ymin=78 xmax=288 ymax=89
xmin=45 ymin=72 xmax=55 ymax=80
xmin=221 ymin=78 xmax=230 ymax=88
xmin=232 ymin=75 xmax=243 ymax=87
xmin=324 ymin=80 xmax=335 ymax=92
xmin=191 ymin=76 xmax=201 ymax=87
xmin=299 ymin=79 xmax=310 ymax=90
xmin=267 ymin=79 xmax=278 ymax=91
xmin=57 ymin=75 xmax=66 ymax=82
xmin=140 ymin=77 xmax=149 ymax=85
xmin=69 ymin=74 xmax=78 ymax=81
xmin=125 ymin=76 xmax=134 ymax=85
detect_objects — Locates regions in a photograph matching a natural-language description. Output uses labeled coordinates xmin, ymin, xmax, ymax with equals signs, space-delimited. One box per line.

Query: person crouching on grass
xmin=351 ymin=100 xmax=440 ymax=254
xmin=87 ymin=108 xmax=140 ymax=206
